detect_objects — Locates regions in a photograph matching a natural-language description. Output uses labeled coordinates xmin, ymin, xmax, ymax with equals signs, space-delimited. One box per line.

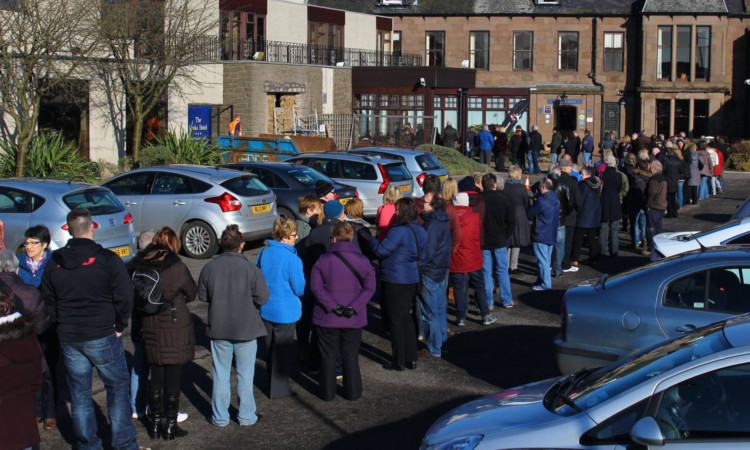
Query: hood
xmin=133 ymin=244 xmax=182 ymax=271
xmin=458 ymin=176 xmax=479 ymax=193
xmin=421 ymin=208 xmax=450 ymax=224
xmin=581 ymin=177 xmax=601 ymax=190
xmin=0 ymin=313 xmax=34 ymax=346
xmin=422 ymin=377 xmax=564 ymax=447
xmin=52 ymin=238 xmax=104 ymax=269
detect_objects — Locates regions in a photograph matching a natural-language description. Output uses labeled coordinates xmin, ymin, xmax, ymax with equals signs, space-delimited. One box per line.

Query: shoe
xmin=384 ymin=363 xmax=405 ymax=371
xmin=418 ymin=349 xmax=439 ymax=358
xmin=508 ymin=269 xmax=517 ymax=275
xmin=132 ymin=412 xmax=142 ymax=420
xmin=446 ymin=328 xmax=455 ymax=337
xmin=406 ymin=361 xmax=417 ymax=370
xmin=418 ymin=335 xmax=425 ymax=342
xmin=336 ymin=374 xmax=343 ymax=381
xmin=457 ymin=319 xmax=466 ymax=327
xmin=239 ymin=414 xmax=262 ymax=427
xmin=502 ymin=302 xmax=516 ymax=309
xmin=164 ymin=394 xmax=188 ymax=440
xmin=43 ymin=418 xmax=56 ymax=431
xmin=148 ymin=390 xmax=164 ymax=439
xmin=531 ymin=285 xmax=546 ymax=291
xmin=563 ymin=266 xmax=579 ymax=273
xmin=177 ymin=412 xmax=188 ymax=423
xmin=482 ymin=314 xmax=498 ymax=325
xmin=488 ymin=305 xmax=495 ymax=311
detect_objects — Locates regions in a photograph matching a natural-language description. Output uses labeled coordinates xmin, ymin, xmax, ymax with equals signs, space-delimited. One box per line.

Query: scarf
xmin=26 ymin=253 xmax=46 ymax=276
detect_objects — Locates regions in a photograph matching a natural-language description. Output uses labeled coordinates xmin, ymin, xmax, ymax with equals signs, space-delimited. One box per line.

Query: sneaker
xmin=336 ymin=374 xmax=343 ymax=381
xmin=132 ymin=412 xmax=142 ymax=420
xmin=457 ymin=319 xmax=466 ymax=327
xmin=177 ymin=412 xmax=188 ymax=423
xmin=502 ymin=302 xmax=516 ymax=309
xmin=531 ymin=285 xmax=547 ymax=291
xmin=418 ymin=335 xmax=425 ymax=342
xmin=563 ymin=266 xmax=579 ymax=273
xmin=482 ymin=314 xmax=498 ymax=325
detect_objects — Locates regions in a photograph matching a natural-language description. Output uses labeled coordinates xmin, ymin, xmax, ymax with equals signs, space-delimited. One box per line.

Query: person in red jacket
xmin=449 ymin=193 xmax=490 ymax=326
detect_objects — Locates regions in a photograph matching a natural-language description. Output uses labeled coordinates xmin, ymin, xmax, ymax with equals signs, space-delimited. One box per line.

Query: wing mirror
xmin=630 ymin=417 xmax=665 ymax=446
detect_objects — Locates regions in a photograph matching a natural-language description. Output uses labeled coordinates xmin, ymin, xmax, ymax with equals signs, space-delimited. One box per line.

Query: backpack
xmin=132 ymin=269 xmax=169 ymax=315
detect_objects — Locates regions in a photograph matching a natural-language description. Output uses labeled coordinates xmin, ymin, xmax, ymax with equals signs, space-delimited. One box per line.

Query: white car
xmin=651 ymin=217 xmax=750 ymax=260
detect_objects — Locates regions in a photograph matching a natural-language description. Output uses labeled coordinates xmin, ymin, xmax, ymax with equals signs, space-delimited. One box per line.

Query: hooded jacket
xmin=369 ymin=220 xmax=428 ymax=285
xmin=416 ymin=197 xmax=461 ymax=254
xmin=576 ymin=177 xmax=602 ymax=229
xmin=41 ymin=238 xmax=133 ymax=342
xmin=420 ymin=208 xmax=452 ymax=281
xmin=0 ymin=272 xmax=48 ymax=335
xmin=256 ymin=239 xmax=306 ymax=324
xmin=450 ymin=206 xmax=483 ymax=274
xmin=527 ymin=191 xmax=560 ymax=245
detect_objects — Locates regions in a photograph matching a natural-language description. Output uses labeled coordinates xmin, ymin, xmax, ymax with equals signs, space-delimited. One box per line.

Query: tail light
xmin=416 ymin=172 xmax=427 ymax=187
xmin=354 ymin=190 xmax=359 ymax=198
xmin=62 ymin=221 xmax=99 ymax=231
xmin=377 ymin=163 xmax=390 ymax=194
xmin=204 ymin=192 xmax=242 ymax=212
xmin=123 ymin=212 xmax=133 ymax=224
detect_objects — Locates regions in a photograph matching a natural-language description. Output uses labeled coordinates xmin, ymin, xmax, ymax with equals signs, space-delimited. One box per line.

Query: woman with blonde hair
xmin=376 ymin=185 xmax=402 ymax=241
xmin=345 ymin=198 xmax=375 ymax=259
xmin=442 ymin=177 xmax=458 ymax=204
xmin=503 ymin=165 xmax=531 ymax=276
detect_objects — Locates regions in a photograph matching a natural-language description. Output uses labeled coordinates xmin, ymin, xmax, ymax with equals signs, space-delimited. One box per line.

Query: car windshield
xmin=385 ymin=163 xmax=412 ymax=182
xmin=547 ymin=321 xmax=731 ymax=416
xmin=63 ymin=189 xmax=124 ymax=215
xmin=286 ymin=166 xmax=335 ymax=187
xmin=221 ymin=175 xmax=270 ymax=197
xmin=416 ymin=153 xmax=442 ymax=171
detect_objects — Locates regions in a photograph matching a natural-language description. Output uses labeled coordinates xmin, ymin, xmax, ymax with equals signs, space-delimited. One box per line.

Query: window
xmin=603 ymin=32 xmax=624 ymax=71
xmin=222 ymin=176 xmax=270 ymax=197
xmin=62 ymin=189 xmax=123 ymax=215
xmin=220 ymin=10 xmax=266 ymax=60
xmin=0 ymin=188 xmax=45 ymax=213
xmin=696 ymin=26 xmax=710 ymax=80
xmin=674 ymin=100 xmax=690 ymax=137
xmin=377 ymin=30 xmax=391 ymax=54
xmin=513 ymin=31 xmax=533 ymax=70
xmin=312 ymin=159 xmax=341 ymax=178
xmin=657 ymin=26 xmax=672 ymax=80
xmin=393 ymin=31 xmax=402 ymax=55
xmin=558 ymin=32 xmax=578 ymax=70
xmin=676 ymin=26 xmax=691 ymax=80
xmin=693 ymin=100 xmax=709 ymax=137
xmin=426 ymin=31 xmax=445 ymax=67
xmin=105 ymin=172 xmax=154 ymax=196
xmin=434 ymin=95 xmax=458 ymax=131
xmin=469 ymin=31 xmax=489 ymax=69
xmin=581 ymin=399 xmax=649 ymax=445
xmin=384 ymin=163 xmax=412 ymax=182
xmin=151 ymin=173 xmax=191 ymax=195
xmin=656 ymin=99 xmax=671 ymax=137
xmin=341 ymin=161 xmax=377 ymax=180
xmin=664 ymin=267 xmax=750 ymax=314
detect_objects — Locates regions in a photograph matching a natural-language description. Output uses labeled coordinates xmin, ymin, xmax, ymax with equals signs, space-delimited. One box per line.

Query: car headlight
xmin=423 ymin=435 xmax=483 ymax=450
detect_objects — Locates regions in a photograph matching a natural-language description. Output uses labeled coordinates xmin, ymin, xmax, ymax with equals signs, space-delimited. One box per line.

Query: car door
xmin=103 ymin=172 xmax=154 ymax=231
xmin=0 ymin=186 xmax=36 ymax=251
xmin=140 ymin=172 xmax=194 ymax=232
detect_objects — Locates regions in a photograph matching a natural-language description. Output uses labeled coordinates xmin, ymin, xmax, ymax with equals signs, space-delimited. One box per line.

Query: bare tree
xmin=0 ymin=0 xmax=101 ymax=176
xmin=98 ymin=0 xmax=218 ymax=162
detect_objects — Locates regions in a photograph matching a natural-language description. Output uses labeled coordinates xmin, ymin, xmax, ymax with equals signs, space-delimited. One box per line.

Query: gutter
xmin=587 ymin=17 xmax=605 ymax=137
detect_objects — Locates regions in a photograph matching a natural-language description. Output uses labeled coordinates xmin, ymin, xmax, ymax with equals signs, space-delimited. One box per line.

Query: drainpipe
xmin=588 ymin=17 xmax=605 ymax=140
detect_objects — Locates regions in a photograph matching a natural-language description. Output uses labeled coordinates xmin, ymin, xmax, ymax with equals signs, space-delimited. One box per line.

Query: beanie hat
xmin=323 ymin=199 xmax=344 ymax=218
xmin=453 ymin=192 xmax=469 ymax=207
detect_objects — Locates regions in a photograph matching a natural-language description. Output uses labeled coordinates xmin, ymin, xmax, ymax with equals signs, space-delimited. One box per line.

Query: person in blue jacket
xmin=477 ymin=125 xmax=495 ymax=166
xmin=369 ymin=197 xmax=427 ymax=371
xmin=527 ymin=179 xmax=560 ymax=291
xmin=17 ymin=225 xmax=52 ymax=288
xmin=256 ymin=218 xmax=306 ymax=398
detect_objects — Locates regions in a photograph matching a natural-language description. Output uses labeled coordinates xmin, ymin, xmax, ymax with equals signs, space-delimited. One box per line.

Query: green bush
xmin=416 ymin=144 xmax=492 ymax=175
xmin=728 ymin=140 xmax=750 ymax=171
xmin=0 ymin=133 xmax=99 ymax=182
xmin=138 ymin=145 xmax=172 ymax=167
xmin=140 ymin=131 xmax=225 ymax=167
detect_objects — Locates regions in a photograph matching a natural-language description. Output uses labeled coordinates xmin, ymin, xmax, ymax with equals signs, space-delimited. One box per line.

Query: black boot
xmin=163 ymin=393 xmax=188 ymax=440
xmin=147 ymin=389 xmax=163 ymax=440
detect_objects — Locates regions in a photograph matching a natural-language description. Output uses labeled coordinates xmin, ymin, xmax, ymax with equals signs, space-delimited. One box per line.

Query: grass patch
xmin=416 ymin=144 xmax=492 ymax=175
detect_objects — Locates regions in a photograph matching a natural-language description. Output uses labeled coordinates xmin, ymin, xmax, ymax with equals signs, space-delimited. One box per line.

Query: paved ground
xmin=40 ymin=171 xmax=750 ymax=449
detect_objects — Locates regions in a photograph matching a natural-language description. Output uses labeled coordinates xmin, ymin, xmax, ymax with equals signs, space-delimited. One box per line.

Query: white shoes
xmin=134 ymin=408 xmax=188 ymax=423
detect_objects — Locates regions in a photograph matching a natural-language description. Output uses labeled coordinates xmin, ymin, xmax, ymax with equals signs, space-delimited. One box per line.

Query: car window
xmin=63 ymin=189 xmax=124 ymax=215
xmin=312 ymin=159 xmax=340 ymax=178
xmin=221 ymin=175 xmax=270 ymax=197
xmin=580 ymin=398 xmax=649 ymax=445
xmin=105 ymin=173 xmax=154 ymax=195
xmin=342 ymin=161 xmax=377 ymax=180
xmin=655 ymin=363 xmax=750 ymax=441
xmin=273 ymin=173 xmax=290 ymax=189
xmin=286 ymin=166 xmax=334 ymax=187
xmin=416 ymin=153 xmax=442 ymax=170
xmin=664 ymin=268 xmax=750 ymax=314
xmin=385 ymin=163 xmax=412 ymax=182
xmin=664 ymin=271 xmax=707 ymax=310
xmin=189 ymin=178 xmax=212 ymax=194
xmin=151 ymin=173 xmax=191 ymax=194
xmin=726 ymin=233 xmax=750 ymax=245
xmin=0 ymin=187 xmax=45 ymax=213
xmin=253 ymin=168 xmax=276 ymax=188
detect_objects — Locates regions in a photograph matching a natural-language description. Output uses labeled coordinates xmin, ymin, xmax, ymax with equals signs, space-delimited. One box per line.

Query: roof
xmin=642 ymin=0 xmax=728 ymax=14
xmin=0 ymin=178 xmax=95 ymax=192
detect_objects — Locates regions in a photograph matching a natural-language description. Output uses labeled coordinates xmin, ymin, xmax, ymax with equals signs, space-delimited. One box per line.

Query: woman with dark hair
xmin=133 ymin=227 xmax=196 ymax=440
xmin=0 ymin=288 xmax=43 ymax=450
xmin=17 ymin=225 xmax=51 ymax=288
xmin=369 ymin=197 xmax=427 ymax=371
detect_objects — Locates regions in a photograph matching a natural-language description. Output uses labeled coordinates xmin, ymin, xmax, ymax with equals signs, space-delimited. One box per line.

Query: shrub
xmin=0 ymin=133 xmax=99 ymax=182
xmin=143 ymin=131 xmax=225 ymax=166
xmin=137 ymin=145 xmax=172 ymax=168
xmin=728 ymin=140 xmax=750 ymax=171
xmin=416 ymin=144 xmax=492 ymax=175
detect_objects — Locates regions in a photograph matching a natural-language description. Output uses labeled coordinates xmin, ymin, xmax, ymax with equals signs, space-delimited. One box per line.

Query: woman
xmin=311 ymin=222 xmax=375 ymax=401
xmin=697 ymin=141 xmax=714 ymax=200
xmin=256 ymin=218 xmax=306 ymax=398
xmin=376 ymin=185 xmax=402 ymax=241
xmin=442 ymin=177 xmax=458 ymax=207
xmin=134 ymin=227 xmax=196 ymax=440
xmin=369 ymin=198 xmax=427 ymax=371
xmin=17 ymin=225 xmax=51 ymax=288
xmin=0 ymin=288 xmax=43 ymax=450
xmin=503 ymin=166 xmax=531 ymax=275
xmin=345 ymin=198 xmax=375 ymax=259
xmin=687 ymin=143 xmax=701 ymax=205
xmin=615 ymin=134 xmax=632 ymax=166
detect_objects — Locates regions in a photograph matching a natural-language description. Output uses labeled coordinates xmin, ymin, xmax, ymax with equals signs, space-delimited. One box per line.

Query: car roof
xmin=289 ymin=152 xmax=402 ymax=164
xmin=0 ymin=177 xmax=98 ymax=193
xmin=222 ymin=162 xmax=300 ymax=172
xmin=126 ymin=164 xmax=248 ymax=181
xmin=350 ymin=147 xmax=430 ymax=157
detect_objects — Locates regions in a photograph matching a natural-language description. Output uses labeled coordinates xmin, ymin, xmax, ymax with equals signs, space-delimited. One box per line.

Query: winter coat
xmin=563 ymin=137 xmax=579 ymax=162
xmin=527 ymin=191 xmax=560 ymax=245
xmin=346 ymin=217 xmax=377 ymax=260
xmin=0 ymin=272 xmax=48 ymax=335
xmin=420 ymin=209 xmax=452 ymax=281
xmin=688 ymin=151 xmax=701 ymax=186
xmin=482 ymin=190 xmax=515 ymax=249
xmin=376 ymin=203 xmax=397 ymax=241
xmin=256 ymin=239 xmax=306 ymax=324
xmin=559 ymin=172 xmax=582 ymax=227
xmin=133 ymin=245 xmax=196 ymax=366
xmin=416 ymin=197 xmax=461 ymax=254
xmin=628 ymin=168 xmax=650 ymax=214
xmin=663 ymin=154 xmax=684 ymax=193
xmin=478 ymin=129 xmax=494 ymax=151
xmin=528 ymin=130 xmax=543 ymax=152
xmin=450 ymin=206 xmax=483 ymax=274
xmin=600 ymin=135 xmax=616 ymax=151
xmin=311 ymin=241 xmax=376 ymax=329
xmin=616 ymin=141 xmax=632 ymax=161
xmin=16 ymin=249 xmax=51 ymax=288
xmin=509 ymin=132 xmax=524 ymax=156
xmin=550 ymin=174 xmax=573 ymax=226
xmin=503 ymin=181 xmax=531 ymax=247
xmin=295 ymin=216 xmax=312 ymax=242
xmin=198 ymin=251 xmax=269 ymax=342
xmin=600 ymin=167 xmax=623 ymax=222
xmin=550 ymin=132 xmax=563 ymax=155
xmin=712 ymin=150 xmax=724 ymax=176
xmin=0 ymin=313 xmax=42 ymax=450
xmin=576 ymin=177 xmax=602 ymax=229
xmin=698 ymin=149 xmax=714 ymax=177
xmin=441 ymin=125 xmax=458 ymax=149
xmin=369 ymin=220 xmax=428 ymax=285
xmin=647 ymin=173 xmax=668 ymax=211
xmin=581 ymin=134 xmax=594 ymax=154
xmin=465 ymin=130 xmax=476 ymax=153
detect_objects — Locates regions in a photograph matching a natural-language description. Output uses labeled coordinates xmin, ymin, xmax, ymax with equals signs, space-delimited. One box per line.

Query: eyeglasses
xmin=24 ymin=240 xmax=42 ymax=247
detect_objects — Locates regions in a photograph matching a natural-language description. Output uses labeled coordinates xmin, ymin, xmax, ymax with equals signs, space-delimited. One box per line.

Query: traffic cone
xmin=525 ymin=175 xmax=530 ymax=190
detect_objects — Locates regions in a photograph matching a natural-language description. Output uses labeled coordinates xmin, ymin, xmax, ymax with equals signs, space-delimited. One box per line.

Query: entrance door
xmin=556 ymin=105 xmax=577 ymax=136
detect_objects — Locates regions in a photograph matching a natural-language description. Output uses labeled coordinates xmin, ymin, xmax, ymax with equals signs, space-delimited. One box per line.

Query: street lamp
xmin=559 ymin=92 xmax=568 ymax=103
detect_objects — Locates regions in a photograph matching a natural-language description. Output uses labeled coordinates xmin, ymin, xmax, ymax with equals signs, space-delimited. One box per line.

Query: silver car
xmin=555 ymin=246 xmax=750 ymax=374
xmin=287 ymin=153 xmax=413 ymax=217
xmin=102 ymin=165 xmax=277 ymax=259
xmin=347 ymin=147 xmax=449 ymax=198
xmin=0 ymin=178 xmax=136 ymax=261
xmin=423 ymin=314 xmax=750 ymax=449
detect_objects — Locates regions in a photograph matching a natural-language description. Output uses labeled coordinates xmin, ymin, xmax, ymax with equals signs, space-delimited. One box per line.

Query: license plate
xmin=112 ymin=246 xmax=129 ymax=257
xmin=252 ymin=204 xmax=270 ymax=213
xmin=399 ymin=185 xmax=410 ymax=192
xmin=339 ymin=197 xmax=352 ymax=205
xmin=440 ymin=175 xmax=447 ymax=182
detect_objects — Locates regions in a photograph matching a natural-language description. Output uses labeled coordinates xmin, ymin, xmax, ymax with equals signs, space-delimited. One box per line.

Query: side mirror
xmin=630 ymin=417 xmax=665 ymax=446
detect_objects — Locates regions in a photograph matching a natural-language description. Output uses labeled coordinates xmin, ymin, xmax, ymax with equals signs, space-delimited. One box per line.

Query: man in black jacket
xmin=481 ymin=173 xmax=515 ymax=312
xmin=441 ymin=121 xmax=458 ymax=149
xmin=558 ymin=159 xmax=582 ymax=272
xmin=663 ymin=146 xmax=684 ymax=218
xmin=41 ymin=208 xmax=139 ymax=450
xmin=563 ymin=131 xmax=581 ymax=165
xmin=547 ymin=166 xmax=573 ymax=277
xmin=528 ymin=125 xmax=543 ymax=175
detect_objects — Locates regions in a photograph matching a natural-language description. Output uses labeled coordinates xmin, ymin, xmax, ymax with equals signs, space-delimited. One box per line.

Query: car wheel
xmin=181 ymin=220 xmax=218 ymax=259
xmin=277 ymin=206 xmax=296 ymax=221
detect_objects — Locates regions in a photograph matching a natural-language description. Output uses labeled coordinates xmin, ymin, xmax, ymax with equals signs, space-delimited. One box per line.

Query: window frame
xmin=603 ymin=32 xmax=624 ymax=72
xmin=558 ymin=31 xmax=579 ymax=71
xmin=675 ymin=25 xmax=692 ymax=81
xmin=513 ymin=31 xmax=533 ymax=71
xmin=657 ymin=26 xmax=673 ymax=80
xmin=695 ymin=26 xmax=711 ymax=80
xmin=469 ymin=30 xmax=490 ymax=70
xmin=426 ymin=31 xmax=445 ymax=67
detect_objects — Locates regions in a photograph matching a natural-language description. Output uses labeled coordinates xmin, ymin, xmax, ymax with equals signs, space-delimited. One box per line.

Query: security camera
xmin=419 ymin=77 xmax=426 ymax=87
xmin=745 ymin=79 xmax=750 ymax=86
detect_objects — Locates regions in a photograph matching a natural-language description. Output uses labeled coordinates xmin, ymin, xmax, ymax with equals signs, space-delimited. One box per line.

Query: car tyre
xmin=181 ymin=220 xmax=218 ymax=259
xmin=277 ymin=206 xmax=296 ymax=221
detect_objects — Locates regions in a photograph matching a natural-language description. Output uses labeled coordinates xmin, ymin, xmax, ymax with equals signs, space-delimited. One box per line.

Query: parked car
xmin=347 ymin=147 xmax=449 ymax=198
xmin=555 ymin=246 xmax=750 ymax=375
xmin=287 ymin=153 xmax=413 ymax=217
xmin=102 ymin=165 xmax=277 ymax=259
xmin=651 ymin=217 xmax=750 ymax=260
xmin=219 ymin=162 xmax=358 ymax=220
xmin=423 ymin=314 xmax=750 ymax=449
xmin=0 ymin=178 xmax=137 ymax=261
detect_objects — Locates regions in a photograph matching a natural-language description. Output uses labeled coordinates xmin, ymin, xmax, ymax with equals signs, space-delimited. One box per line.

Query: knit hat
xmin=457 ymin=176 xmax=477 ymax=193
xmin=323 ymin=199 xmax=344 ymax=218
xmin=559 ymin=158 xmax=572 ymax=168
xmin=315 ymin=180 xmax=334 ymax=198
xmin=605 ymin=155 xmax=617 ymax=167
xmin=453 ymin=192 xmax=469 ymax=207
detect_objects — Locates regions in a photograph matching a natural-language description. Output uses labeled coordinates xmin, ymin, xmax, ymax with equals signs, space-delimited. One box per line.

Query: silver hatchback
xmin=102 ymin=165 xmax=277 ymax=259
xmin=348 ymin=147 xmax=449 ymax=198
xmin=0 ymin=178 xmax=136 ymax=261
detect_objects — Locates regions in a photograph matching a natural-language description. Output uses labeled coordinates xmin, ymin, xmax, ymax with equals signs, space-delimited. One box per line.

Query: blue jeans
xmin=599 ymin=221 xmax=619 ymax=256
xmin=450 ymin=270 xmax=488 ymax=321
xmin=129 ymin=341 xmax=149 ymax=415
xmin=630 ymin=209 xmax=647 ymax=246
xmin=699 ymin=176 xmax=709 ymax=200
xmin=533 ymin=242 xmax=553 ymax=289
xmin=420 ymin=275 xmax=448 ymax=356
xmin=582 ymin=152 xmax=593 ymax=166
xmin=482 ymin=248 xmax=513 ymax=307
xmin=676 ymin=180 xmax=684 ymax=208
xmin=61 ymin=335 xmax=137 ymax=450
xmin=551 ymin=153 xmax=558 ymax=165
xmin=552 ymin=225 xmax=566 ymax=277
xmin=526 ymin=151 xmax=536 ymax=173
xmin=211 ymin=339 xmax=259 ymax=426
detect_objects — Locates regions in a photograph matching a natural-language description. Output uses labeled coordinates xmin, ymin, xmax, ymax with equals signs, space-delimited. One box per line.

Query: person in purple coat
xmin=310 ymin=222 xmax=376 ymax=401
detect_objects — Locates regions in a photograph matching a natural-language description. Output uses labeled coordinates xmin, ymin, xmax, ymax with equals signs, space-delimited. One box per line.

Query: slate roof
xmin=642 ymin=0 xmax=728 ymax=13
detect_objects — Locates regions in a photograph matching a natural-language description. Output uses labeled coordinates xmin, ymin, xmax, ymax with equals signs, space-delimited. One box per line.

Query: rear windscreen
xmin=63 ymin=190 xmax=124 ymax=215
xmin=416 ymin=153 xmax=442 ymax=171
xmin=222 ymin=176 xmax=270 ymax=197
xmin=287 ymin=166 xmax=334 ymax=187
xmin=385 ymin=163 xmax=412 ymax=182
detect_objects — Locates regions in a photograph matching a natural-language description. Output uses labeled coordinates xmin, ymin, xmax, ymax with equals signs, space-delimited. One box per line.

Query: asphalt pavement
xmin=40 ymin=171 xmax=750 ymax=449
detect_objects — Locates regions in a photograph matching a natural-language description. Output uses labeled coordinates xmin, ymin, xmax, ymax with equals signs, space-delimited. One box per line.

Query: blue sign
xmin=547 ymin=99 xmax=583 ymax=105
xmin=188 ymin=105 xmax=211 ymax=139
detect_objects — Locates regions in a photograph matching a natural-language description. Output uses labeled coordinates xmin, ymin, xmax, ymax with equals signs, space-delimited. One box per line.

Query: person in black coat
xmin=563 ymin=131 xmax=580 ymax=165
xmin=598 ymin=156 xmax=623 ymax=257
xmin=558 ymin=158 xmax=582 ymax=272
xmin=528 ymin=125 xmax=543 ymax=174
xmin=441 ymin=121 xmax=458 ymax=149
xmin=493 ymin=126 xmax=508 ymax=171
xmin=571 ymin=166 xmax=601 ymax=266
xmin=509 ymin=127 xmax=525 ymax=171
xmin=663 ymin=146 xmax=684 ymax=218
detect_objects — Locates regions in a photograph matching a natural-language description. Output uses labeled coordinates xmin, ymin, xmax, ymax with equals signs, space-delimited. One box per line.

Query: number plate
xmin=338 ymin=197 xmax=352 ymax=205
xmin=440 ymin=175 xmax=447 ymax=182
xmin=252 ymin=204 xmax=270 ymax=213
xmin=399 ymin=185 xmax=410 ymax=192
xmin=112 ymin=246 xmax=130 ymax=257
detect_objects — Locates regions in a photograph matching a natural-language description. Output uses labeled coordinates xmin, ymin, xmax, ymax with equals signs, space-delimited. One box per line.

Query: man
xmin=229 ymin=115 xmax=242 ymax=137
xmin=581 ymin=129 xmax=594 ymax=167
xmin=477 ymin=125 xmax=494 ymax=166
xmin=558 ymin=158 xmax=582 ymax=272
xmin=644 ymin=160 xmax=668 ymax=256
xmin=599 ymin=155 xmax=625 ymax=257
xmin=493 ymin=125 xmax=508 ymax=172
xmin=663 ymin=145 xmax=684 ymax=218
xmin=198 ymin=225 xmax=270 ymax=427
xmin=549 ymin=127 xmax=562 ymax=165
xmin=570 ymin=166 xmax=601 ymax=267
xmin=547 ymin=166 xmax=572 ymax=278
xmin=564 ymin=130 xmax=580 ymax=165
xmin=315 ymin=180 xmax=336 ymax=203
xmin=527 ymin=125 xmax=543 ymax=175
xmin=527 ymin=178 xmax=560 ymax=291
xmin=465 ymin=126 xmax=476 ymax=158
xmin=41 ymin=208 xmax=139 ymax=450
xmin=481 ymin=173 xmax=514 ymax=312
xmin=441 ymin=121 xmax=458 ymax=149
xmin=509 ymin=126 xmax=526 ymax=172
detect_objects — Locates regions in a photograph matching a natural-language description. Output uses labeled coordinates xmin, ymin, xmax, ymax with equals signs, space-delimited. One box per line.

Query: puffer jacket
xmin=369 ymin=220 xmax=428 ymax=285
xmin=420 ymin=208 xmax=452 ymax=281
xmin=256 ymin=239 xmax=306 ymax=324
xmin=576 ymin=177 xmax=602 ymax=229
xmin=527 ymin=191 xmax=560 ymax=245
xmin=16 ymin=250 xmax=51 ymax=288
xmin=450 ymin=206 xmax=483 ymax=273
xmin=134 ymin=245 xmax=196 ymax=366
